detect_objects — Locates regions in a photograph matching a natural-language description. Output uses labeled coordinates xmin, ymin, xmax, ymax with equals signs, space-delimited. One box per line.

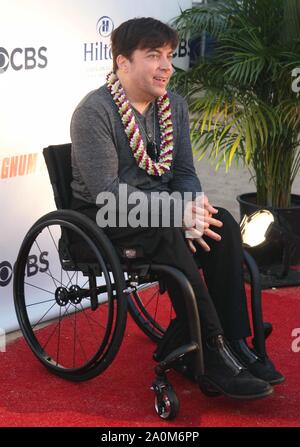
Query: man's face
xmin=123 ymin=44 xmax=174 ymax=101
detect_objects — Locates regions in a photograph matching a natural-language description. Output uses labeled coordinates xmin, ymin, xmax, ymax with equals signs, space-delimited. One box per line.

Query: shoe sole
xmin=203 ymin=376 xmax=274 ymax=400
xmin=269 ymin=376 xmax=285 ymax=385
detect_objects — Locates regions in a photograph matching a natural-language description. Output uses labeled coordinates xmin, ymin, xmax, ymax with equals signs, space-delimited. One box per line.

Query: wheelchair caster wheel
xmin=199 ymin=377 xmax=222 ymax=397
xmin=152 ymin=380 xmax=179 ymax=420
xmin=154 ymin=387 xmax=179 ymax=420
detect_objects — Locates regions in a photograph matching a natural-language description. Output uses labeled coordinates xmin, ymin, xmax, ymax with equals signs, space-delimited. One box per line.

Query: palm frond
xmin=172 ymin=0 xmax=300 ymax=206
xmin=171 ymin=4 xmax=229 ymax=40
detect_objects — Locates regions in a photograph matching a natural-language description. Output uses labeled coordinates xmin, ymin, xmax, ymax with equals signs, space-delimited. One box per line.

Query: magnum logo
xmin=0 ymin=152 xmax=45 ymax=179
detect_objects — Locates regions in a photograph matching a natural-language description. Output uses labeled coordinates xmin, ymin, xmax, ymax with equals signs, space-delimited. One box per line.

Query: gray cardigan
xmin=70 ymin=85 xmax=202 ymax=222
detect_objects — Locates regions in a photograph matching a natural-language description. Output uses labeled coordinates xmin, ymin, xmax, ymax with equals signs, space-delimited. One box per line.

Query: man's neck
xmin=131 ymin=101 xmax=154 ymax=116
xmin=117 ymin=72 xmax=154 ymax=115
xmin=126 ymin=94 xmax=153 ymax=116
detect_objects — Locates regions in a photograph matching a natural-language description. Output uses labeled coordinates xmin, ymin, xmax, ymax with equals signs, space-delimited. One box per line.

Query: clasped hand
xmin=183 ymin=195 xmax=223 ymax=253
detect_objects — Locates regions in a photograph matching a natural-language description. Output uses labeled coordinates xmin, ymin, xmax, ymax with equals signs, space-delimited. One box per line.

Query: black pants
xmin=71 ymin=198 xmax=251 ymax=341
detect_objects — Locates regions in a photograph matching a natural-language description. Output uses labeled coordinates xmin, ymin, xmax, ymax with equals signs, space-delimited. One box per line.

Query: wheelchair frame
xmin=13 ymin=143 xmax=271 ymax=420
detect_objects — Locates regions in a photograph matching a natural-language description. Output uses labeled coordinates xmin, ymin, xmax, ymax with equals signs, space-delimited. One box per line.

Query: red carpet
xmin=0 ymin=285 xmax=299 ymax=427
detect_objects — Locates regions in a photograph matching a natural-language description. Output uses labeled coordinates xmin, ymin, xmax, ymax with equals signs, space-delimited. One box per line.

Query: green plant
xmin=172 ymin=0 xmax=300 ymax=207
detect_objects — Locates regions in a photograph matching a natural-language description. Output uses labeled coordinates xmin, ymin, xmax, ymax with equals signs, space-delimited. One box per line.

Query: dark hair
xmin=111 ymin=17 xmax=178 ymax=72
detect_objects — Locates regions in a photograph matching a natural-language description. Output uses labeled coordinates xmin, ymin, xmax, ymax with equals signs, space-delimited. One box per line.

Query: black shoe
xmin=229 ymin=339 xmax=285 ymax=385
xmin=203 ymin=335 xmax=274 ymax=400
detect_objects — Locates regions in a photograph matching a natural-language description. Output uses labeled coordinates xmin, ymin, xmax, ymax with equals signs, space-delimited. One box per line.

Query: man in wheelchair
xmin=70 ymin=17 xmax=284 ymax=400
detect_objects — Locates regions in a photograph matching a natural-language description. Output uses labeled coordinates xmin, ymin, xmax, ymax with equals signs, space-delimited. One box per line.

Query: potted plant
xmin=171 ymin=0 xmax=300 ymax=264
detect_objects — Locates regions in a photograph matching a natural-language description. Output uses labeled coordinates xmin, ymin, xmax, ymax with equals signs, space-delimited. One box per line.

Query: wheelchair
xmin=13 ymin=143 xmax=272 ymax=420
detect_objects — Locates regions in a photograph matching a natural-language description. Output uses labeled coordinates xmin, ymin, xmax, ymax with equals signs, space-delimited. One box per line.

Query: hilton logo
xmin=97 ymin=16 xmax=114 ymax=37
xmin=84 ymin=16 xmax=114 ymax=62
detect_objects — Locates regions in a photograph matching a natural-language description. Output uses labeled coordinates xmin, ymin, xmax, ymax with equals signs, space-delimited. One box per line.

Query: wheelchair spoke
xmin=128 ymin=280 xmax=173 ymax=343
xmin=24 ymin=281 xmax=57 ymax=297
xmin=64 ymin=305 xmax=90 ymax=365
xmin=43 ymin=270 xmax=69 ymax=288
xmin=33 ymin=237 xmax=76 ymax=290
xmin=65 ymin=270 xmax=78 ymax=289
xmin=139 ymin=287 xmax=160 ymax=312
xmin=14 ymin=211 xmax=128 ymax=377
xmin=27 ymin=287 xmax=109 ymax=369
xmin=25 ymin=267 xmax=70 ymax=290
xmin=73 ymin=305 xmax=77 ymax=368
xmin=39 ymin=303 xmax=88 ymax=366
xmin=25 ymin=297 xmax=56 ymax=307
xmin=153 ymin=289 xmax=160 ymax=323
xmin=46 ymin=226 xmax=74 ymax=285
xmin=63 ymin=305 xmax=88 ymax=365
xmin=80 ymin=277 xmax=90 ymax=289
xmin=77 ymin=302 xmax=108 ymax=334
xmin=33 ymin=239 xmax=60 ymax=289
xmin=134 ymin=286 xmax=161 ymax=323
xmin=137 ymin=287 xmax=163 ymax=326
xmin=31 ymin=301 xmax=58 ymax=330
xmin=56 ymin=305 xmax=62 ymax=366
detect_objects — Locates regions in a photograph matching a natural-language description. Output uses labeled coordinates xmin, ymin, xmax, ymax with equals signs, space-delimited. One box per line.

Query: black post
xmin=243 ymin=250 xmax=266 ymax=359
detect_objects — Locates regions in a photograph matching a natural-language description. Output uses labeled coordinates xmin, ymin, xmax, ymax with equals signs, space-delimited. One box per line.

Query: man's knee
xmin=157 ymin=226 xmax=185 ymax=244
xmin=215 ymin=207 xmax=240 ymax=235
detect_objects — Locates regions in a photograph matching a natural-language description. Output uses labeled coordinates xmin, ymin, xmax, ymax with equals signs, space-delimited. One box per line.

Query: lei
xmin=106 ymin=71 xmax=173 ymax=176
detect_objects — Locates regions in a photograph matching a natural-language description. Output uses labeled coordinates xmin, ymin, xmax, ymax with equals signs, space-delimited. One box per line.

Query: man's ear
xmin=116 ymin=54 xmax=129 ymax=72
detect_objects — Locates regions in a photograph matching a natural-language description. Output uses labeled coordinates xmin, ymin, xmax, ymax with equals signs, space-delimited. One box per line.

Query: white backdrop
xmin=0 ymin=0 xmax=192 ymax=332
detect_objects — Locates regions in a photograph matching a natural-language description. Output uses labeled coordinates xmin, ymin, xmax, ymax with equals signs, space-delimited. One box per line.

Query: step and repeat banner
xmin=0 ymin=0 xmax=191 ymax=332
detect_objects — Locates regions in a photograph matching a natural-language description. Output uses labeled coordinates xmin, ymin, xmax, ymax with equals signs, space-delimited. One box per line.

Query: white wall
xmin=0 ymin=0 xmax=192 ymax=332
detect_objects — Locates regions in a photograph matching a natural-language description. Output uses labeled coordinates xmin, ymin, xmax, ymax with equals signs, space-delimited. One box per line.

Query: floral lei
xmin=106 ymin=71 xmax=173 ymax=176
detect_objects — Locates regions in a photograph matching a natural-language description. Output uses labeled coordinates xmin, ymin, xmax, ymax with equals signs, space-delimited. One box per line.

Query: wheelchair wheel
xmin=14 ymin=210 xmax=127 ymax=381
xmin=153 ymin=384 xmax=179 ymax=420
xmin=128 ymin=280 xmax=174 ymax=343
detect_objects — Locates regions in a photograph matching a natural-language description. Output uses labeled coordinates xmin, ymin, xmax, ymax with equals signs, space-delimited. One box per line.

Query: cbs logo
xmin=0 ymin=253 xmax=49 ymax=287
xmin=0 ymin=261 xmax=13 ymax=287
xmin=0 ymin=46 xmax=47 ymax=74
xmin=173 ymin=38 xmax=190 ymax=59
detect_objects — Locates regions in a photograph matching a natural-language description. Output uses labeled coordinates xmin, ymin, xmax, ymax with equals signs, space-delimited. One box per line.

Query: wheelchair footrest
xmin=154 ymin=342 xmax=199 ymax=376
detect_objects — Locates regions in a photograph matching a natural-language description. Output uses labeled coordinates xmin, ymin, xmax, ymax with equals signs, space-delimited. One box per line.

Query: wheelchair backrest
xmin=43 ymin=144 xmax=72 ymax=209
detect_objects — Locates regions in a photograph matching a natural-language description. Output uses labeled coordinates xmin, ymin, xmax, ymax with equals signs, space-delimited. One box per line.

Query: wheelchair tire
xmin=128 ymin=281 xmax=174 ymax=344
xmin=14 ymin=210 xmax=127 ymax=381
xmin=154 ymin=386 xmax=179 ymax=420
